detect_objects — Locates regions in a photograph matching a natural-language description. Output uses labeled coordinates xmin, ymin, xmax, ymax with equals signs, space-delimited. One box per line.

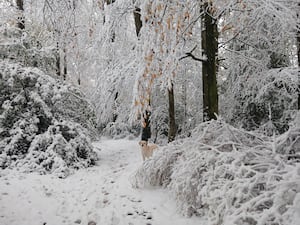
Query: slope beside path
xmin=0 ymin=138 xmax=203 ymax=225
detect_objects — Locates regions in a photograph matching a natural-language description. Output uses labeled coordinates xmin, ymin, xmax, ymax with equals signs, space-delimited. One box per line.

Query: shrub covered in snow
xmin=221 ymin=68 xmax=298 ymax=135
xmin=0 ymin=26 xmax=57 ymax=75
xmin=0 ymin=61 xmax=98 ymax=177
xmin=131 ymin=119 xmax=300 ymax=225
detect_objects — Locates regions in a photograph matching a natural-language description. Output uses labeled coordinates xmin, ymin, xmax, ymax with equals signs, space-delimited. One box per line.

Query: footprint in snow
xmin=101 ymin=189 xmax=109 ymax=195
xmin=127 ymin=196 xmax=142 ymax=203
xmin=126 ymin=209 xmax=152 ymax=220
xmin=96 ymin=198 xmax=110 ymax=208
xmin=74 ymin=219 xmax=81 ymax=224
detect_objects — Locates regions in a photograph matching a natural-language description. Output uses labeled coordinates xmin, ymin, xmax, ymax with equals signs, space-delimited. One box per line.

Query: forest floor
xmin=0 ymin=138 xmax=203 ymax=225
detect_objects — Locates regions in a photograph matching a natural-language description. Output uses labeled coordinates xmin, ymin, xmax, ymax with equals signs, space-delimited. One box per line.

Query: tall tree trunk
xmin=182 ymin=78 xmax=187 ymax=133
xmin=16 ymin=0 xmax=25 ymax=30
xmin=104 ymin=0 xmax=116 ymax=42
xmin=63 ymin=46 xmax=67 ymax=80
xmin=141 ymin=110 xmax=151 ymax=141
xmin=56 ymin=41 xmax=61 ymax=77
xmin=112 ymin=92 xmax=119 ymax=122
xmin=201 ymin=2 xmax=219 ymax=121
xmin=168 ymin=82 xmax=176 ymax=142
xmin=297 ymin=31 xmax=300 ymax=110
xmin=133 ymin=3 xmax=151 ymax=141
xmin=133 ymin=7 xmax=142 ymax=37
xmin=297 ymin=3 xmax=300 ymax=110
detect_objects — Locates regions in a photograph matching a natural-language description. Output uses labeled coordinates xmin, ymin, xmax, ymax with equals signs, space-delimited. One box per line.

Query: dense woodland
xmin=0 ymin=0 xmax=300 ymax=224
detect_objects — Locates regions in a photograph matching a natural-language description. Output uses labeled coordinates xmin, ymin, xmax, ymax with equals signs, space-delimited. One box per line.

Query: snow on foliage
xmin=131 ymin=119 xmax=300 ymax=224
xmin=0 ymin=61 xmax=98 ymax=177
xmin=218 ymin=0 xmax=298 ymax=135
xmin=101 ymin=121 xmax=140 ymax=139
xmin=0 ymin=25 xmax=57 ymax=75
xmin=221 ymin=67 xmax=298 ymax=135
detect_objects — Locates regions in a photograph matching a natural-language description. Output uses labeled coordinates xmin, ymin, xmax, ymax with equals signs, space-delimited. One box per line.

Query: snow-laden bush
xmin=0 ymin=26 xmax=57 ymax=75
xmin=221 ymin=67 xmax=298 ymax=135
xmin=131 ymin=119 xmax=300 ymax=224
xmin=18 ymin=121 xmax=96 ymax=178
xmin=0 ymin=61 xmax=98 ymax=177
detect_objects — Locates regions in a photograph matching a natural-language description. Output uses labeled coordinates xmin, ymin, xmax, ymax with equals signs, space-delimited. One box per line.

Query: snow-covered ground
xmin=0 ymin=138 xmax=202 ymax=225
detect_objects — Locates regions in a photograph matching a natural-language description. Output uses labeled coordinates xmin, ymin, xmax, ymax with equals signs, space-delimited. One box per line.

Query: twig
xmin=179 ymin=45 xmax=206 ymax=62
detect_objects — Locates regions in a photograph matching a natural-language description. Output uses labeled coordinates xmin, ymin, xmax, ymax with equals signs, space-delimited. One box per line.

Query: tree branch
xmin=179 ymin=45 xmax=206 ymax=62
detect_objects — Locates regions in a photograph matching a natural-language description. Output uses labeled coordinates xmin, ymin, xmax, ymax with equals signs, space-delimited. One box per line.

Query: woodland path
xmin=0 ymin=139 xmax=201 ymax=225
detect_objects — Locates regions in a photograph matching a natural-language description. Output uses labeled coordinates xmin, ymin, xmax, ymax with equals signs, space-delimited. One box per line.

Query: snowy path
xmin=0 ymin=139 xmax=201 ymax=225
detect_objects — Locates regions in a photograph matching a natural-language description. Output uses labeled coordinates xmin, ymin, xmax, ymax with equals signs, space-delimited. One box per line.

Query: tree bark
xmin=56 ymin=41 xmax=61 ymax=77
xmin=104 ymin=0 xmax=116 ymax=42
xmin=16 ymin=0 xmax=25 ymax=30
xmin=297 ymin=31 xmax=300 ymax=110
xmin=168 ymin=82 xmax=176 ymax=142
xmin=133 ymin=7 xmax=142 ymax=37
xmin=63 ymin=46 xmax=67 ymax=80
xmin=182 ymin=79 xmax=187 ymax=133
xmin=106 ymin=0 xmax=115 ymax=4
xmin=141 ymin=110 xmax=151 ymax=141
xmin=201 ymin=2 xmax=219 ymax=121
xmin=297 ymin=3 xmax=300 ymax=110
xmin=112 ymin=92 xmax=119 ymax=122
xmin=132 ymin=3 xmax=152 ymax=141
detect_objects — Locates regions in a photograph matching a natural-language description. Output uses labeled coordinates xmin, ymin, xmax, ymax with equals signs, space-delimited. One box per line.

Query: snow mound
xmin=131 ymin=119 xmax=300 ymax=224
xmin=0 ymin=61 xmax=98 ymax=177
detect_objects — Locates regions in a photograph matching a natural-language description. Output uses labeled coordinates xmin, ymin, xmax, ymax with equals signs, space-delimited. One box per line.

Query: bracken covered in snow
xmin=131 ymin=119 xmax=300 ymax=225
